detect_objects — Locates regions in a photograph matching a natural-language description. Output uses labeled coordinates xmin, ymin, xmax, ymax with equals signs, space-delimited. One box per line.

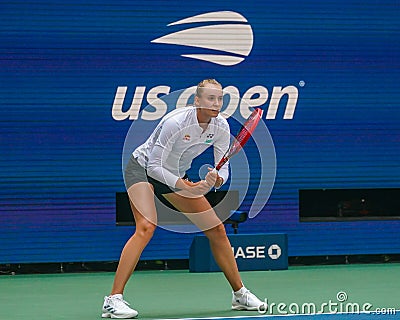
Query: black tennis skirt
xmin=124 ymin=155 xmax=187 ymax=196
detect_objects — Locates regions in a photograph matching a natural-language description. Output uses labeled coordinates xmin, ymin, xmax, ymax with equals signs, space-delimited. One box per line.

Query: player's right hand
xmin=176 ymin=178 xmax=212 ymax=197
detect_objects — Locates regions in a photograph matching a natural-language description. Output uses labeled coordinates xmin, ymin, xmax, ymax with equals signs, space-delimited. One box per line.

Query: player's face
xmin=195 ymin=84 xmax=223 ymax=118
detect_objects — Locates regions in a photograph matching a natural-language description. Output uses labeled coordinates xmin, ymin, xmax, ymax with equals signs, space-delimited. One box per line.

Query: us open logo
xmin=151 ymin=11 xmax=254 ymax=66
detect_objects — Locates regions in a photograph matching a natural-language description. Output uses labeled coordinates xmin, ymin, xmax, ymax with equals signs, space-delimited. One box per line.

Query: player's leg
xmin=163 ymin=192 xmax=241 ymax=288
xmin=162 ymin=192 xmax=266 ymax=311
xmin=111 ymin=182 xmax=157 ymax=294
xmin=102 ymin=182 xmax=157 ymax=319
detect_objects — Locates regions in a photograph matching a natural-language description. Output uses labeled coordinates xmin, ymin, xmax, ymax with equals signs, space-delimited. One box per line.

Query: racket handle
xmin=211 ymin=168 xmax=219 ymax=192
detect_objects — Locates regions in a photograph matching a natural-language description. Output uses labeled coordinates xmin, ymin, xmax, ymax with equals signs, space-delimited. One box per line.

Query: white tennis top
xmin=133 ymin=106 xmax=230 ymax=188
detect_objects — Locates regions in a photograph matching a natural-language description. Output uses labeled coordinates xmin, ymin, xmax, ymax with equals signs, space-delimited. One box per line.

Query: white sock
xmin=110 ymin=294 xmax=123 ymax=299
xmin=234 ymin=286 xmax=248 ymax=296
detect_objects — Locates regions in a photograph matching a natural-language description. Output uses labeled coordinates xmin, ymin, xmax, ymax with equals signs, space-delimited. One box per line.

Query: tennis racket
xmin=214 ymin=108 xmax=263 ymax=172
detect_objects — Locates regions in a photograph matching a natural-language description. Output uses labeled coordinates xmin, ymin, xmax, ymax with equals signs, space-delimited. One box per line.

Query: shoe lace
xmin=242 ymin=289 xmax=251 ymax=305
xmin=110 ymin=296 xmax=131 ymax=308
xmin=242 ymin=289 xmax=263 ymax=307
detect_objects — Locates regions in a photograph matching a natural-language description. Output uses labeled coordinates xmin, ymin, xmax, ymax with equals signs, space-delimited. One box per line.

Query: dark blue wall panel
xmin=1 ymin=0 xmax=399 ymax=263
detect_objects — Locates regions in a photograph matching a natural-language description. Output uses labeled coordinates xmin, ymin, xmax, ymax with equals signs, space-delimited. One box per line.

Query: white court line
xmin=155 ymin=313 xmax=319 ymax=320
xmin=154 ymin=310 xmax=400 ymax=320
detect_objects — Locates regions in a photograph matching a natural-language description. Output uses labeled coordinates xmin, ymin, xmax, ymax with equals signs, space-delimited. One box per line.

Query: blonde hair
xmin=195 ymin=79 xmax=222 ymax=97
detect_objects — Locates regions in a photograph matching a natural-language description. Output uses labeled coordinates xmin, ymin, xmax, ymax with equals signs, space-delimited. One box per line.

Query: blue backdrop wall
xmin=1 ymin=0 xmax=399 ymax=263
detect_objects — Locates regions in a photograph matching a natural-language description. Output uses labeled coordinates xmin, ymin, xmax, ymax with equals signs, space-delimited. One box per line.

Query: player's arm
xmin=209 ymin=122 xmax=230 ymax=188
xmin=147 ymin=119 xmax=212 ymax=195
xmin=146 ymin=119 xmax=181 ymax=187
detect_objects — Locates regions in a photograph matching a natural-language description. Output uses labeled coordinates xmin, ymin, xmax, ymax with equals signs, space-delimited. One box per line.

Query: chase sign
xmin=189 ymin=234 xmax=288 ymax=272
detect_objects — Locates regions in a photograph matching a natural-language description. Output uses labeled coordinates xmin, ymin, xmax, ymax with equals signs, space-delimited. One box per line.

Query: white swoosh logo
xmin=151 ymin=11 xmax=254 ymax=66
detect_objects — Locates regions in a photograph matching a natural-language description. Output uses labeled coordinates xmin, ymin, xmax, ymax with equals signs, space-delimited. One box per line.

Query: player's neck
xmin=196 ymin=109 xmax=211 ymax=131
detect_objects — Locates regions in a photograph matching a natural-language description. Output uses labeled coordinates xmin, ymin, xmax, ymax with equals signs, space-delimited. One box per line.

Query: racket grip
xmin=211 ymin=168 xmax=220 ymax=192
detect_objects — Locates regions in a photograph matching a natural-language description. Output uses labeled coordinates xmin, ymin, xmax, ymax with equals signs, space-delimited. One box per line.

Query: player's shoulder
xmin=162 ymin=107 xmax=192 ymax=126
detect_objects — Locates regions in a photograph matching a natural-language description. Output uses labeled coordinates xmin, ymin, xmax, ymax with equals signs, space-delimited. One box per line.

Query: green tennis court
xmin=1 ymin=263 xmax=398 ymax=319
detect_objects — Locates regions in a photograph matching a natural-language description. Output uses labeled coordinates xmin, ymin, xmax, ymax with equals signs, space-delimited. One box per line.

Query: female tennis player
xmin=102 ymin=79 xmax=266 ymax=318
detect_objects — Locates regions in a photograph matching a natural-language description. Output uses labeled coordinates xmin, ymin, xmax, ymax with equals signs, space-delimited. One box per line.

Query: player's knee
xmin=215 ymin=223 xmax=226 ymax=233
xmin=135 ymin=222 xmax=156 ymax=240
xmin=206 ymin=223 xmax=227 ymax=239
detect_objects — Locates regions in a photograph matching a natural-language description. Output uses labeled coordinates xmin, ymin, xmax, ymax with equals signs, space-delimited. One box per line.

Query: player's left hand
xmin=205 ymin=168 xmax=223 ymax=188
xmin=205 ymin=167 xmax=217 ymax=186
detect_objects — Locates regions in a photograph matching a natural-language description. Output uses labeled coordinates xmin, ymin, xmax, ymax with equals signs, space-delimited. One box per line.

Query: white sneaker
xmin=231 ymin=288 xmax=266 ymax=311
xmin=102 ymin=294 xmax=138 ymax=319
